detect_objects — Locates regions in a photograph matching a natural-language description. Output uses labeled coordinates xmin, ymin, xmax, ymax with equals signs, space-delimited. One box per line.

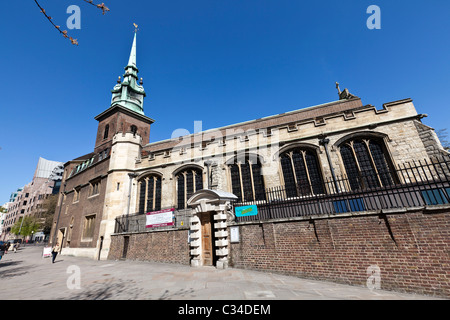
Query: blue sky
xmin=0 ymin=0 xmax=449 ymax=205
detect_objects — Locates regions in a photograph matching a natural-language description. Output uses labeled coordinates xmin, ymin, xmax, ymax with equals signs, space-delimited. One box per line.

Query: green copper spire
xmin=127 ymin=32 xmax=137 ymax=69
xmin=110 ymin=31 xmax=146 ymax=115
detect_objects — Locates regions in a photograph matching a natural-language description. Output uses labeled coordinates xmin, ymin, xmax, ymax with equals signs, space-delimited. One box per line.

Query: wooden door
xmin=56 ymin=228 xmax=65 ymax=250
xmin=201 ymin=213 xmax=213 ymax=266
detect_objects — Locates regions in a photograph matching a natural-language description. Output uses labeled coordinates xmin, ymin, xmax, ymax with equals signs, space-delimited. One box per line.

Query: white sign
xmin=146 ymin=208 xmax=175 ymax=228
xmin=43 ymin=247 xmax=52 ymax=258
xmin=230 ymin=226 xmax=240 ymax=243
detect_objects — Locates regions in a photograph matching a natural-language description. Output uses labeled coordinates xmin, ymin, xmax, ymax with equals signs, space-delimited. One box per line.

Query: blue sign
xmin=235 ymin=205 xmax=258 ymax=217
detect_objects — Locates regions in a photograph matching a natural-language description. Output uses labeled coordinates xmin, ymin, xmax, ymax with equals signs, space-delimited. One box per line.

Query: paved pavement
xmin=0 ymin=245 xmax=441 ymax=300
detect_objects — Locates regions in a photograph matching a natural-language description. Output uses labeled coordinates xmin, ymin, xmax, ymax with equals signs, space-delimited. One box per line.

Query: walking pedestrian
xmin=0 ymin=243 xmax=5 ymax=261
xmin=51 ymin=242 xmax=60 ymax=263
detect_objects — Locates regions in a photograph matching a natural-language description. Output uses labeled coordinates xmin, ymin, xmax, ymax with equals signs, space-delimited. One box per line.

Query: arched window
xmin=176 ymin=168 xmax=203 ymax=209
xmin=103 ymin=124 xmax=109 ymax=140
xmin=280 ymin=148 xmax=324 ymax=197
xmin=228 ymin=155 xmax=266 ymax=202
xmin=138 ymin=175 xmax=162 ymax=213
xmin=339 ymin=138 xmax=395 ymax=190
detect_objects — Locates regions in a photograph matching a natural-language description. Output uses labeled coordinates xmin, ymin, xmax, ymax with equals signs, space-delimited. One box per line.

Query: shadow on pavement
xmin=158 ymin=288 xmax=196 ymax=300
xmin=0 ymin=260 xmax=22 ymax=268
xmin=61 ymin=277 xmax=196 ymax=300
xmin=0 ymin=261 xmax=29 ymax=279
xmin=62 ymin=278 xmax=144 ymax=300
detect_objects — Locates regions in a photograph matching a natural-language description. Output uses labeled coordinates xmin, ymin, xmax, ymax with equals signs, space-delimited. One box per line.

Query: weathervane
xmin=133 ymin=23 xmax=139 ymax=33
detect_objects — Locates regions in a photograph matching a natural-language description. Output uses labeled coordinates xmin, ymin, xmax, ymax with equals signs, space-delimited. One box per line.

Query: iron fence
xmin=234 ymin=156 xmax=450 ymax=223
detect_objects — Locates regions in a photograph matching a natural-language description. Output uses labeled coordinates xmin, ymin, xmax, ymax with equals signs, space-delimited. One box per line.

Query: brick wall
xmin=229 ymin=207 xmax=450 ymax=298
xmin=108 ymin=228 xmax=190 ymax=265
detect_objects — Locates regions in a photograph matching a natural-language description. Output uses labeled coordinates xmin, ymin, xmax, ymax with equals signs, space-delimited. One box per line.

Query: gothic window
xmin=138 ymin=175 xmax=162 ymax=213
xmin=82 ymin=214 xmax=96 ymax=241
xmin=73 ymin=187 xmax=80 ymax=203
xmin=280 ymin=148 xmax=324 ymax=197
xmin=103 ymin=124 xmax=109 ymax=140
xmin=89 ymin=180 xmax=101 ymax=196
xmin=339 ymin=138 xmax=395 ymax=190
xmin=228 ymin=155 xmax=266 ymax=202
xmin=176 ymin=168 xmax=203 ymax=209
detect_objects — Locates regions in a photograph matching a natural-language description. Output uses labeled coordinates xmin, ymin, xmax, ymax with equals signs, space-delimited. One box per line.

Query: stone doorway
xmin=187 ymin=189 xmax=237 ymax=269
xmin=56 ymin=228 xmax=66 ymax=248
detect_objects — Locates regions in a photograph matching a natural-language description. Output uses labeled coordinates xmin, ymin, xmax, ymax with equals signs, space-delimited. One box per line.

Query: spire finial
xmin=127 ymin=30 xmax=137 ymax=68
xmin=133 ymin=23 xmax=139 ymax=33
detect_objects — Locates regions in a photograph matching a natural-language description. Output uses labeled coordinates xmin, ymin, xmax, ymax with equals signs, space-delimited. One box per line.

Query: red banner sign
xmin=146 ymin=208 xmax=175 ymax=228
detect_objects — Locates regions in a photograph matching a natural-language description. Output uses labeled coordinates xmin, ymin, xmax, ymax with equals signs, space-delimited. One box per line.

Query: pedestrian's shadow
xmin=0 ymin=260 xmax=22 ymax=268
xmin=0 ymin=261 xmax=29 ymax=279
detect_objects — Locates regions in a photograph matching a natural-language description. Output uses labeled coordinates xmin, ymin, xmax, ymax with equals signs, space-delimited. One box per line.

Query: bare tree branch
xmin=80 ymin=0 xmax=110 ymax=15
xmin=34 ymin=0 xmax=110 ymax=46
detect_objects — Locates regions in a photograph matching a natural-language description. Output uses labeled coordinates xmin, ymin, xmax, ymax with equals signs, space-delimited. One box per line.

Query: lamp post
xmin=204 ymin=160 xmax=213 ymax=189
xmin=126 ymin=173 xmax=138 ymax=232
xmin=18 ymin=215 xmax=25 ymax=245
xmin=52 ymin=183 xmax=66 ymax=246
xmin=319 ymin=137 xmax=340 ymax=193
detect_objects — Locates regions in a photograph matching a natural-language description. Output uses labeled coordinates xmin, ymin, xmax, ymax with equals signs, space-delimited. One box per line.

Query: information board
xmin=146 ymin=208 xmax=175 ymax=228
xmin=230 ymin=226 xmax=240 ymax=243
xmin=42 ymin=247 xmax=52 ymax=258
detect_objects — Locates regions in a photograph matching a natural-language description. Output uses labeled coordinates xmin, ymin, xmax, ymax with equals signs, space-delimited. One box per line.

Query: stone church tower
xmin=97 ymin=32 xmax=155 ymax=259
xmin=51 ymin=32 xmax=154 ymax=259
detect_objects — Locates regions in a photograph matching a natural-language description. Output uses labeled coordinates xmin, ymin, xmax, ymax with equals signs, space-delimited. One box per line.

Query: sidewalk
xmin=0 ymin=246 xmax=442 ymax=300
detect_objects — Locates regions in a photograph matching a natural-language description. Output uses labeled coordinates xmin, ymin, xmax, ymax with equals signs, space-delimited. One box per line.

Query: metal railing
xmin=234 ymin=156 xmax=450 ymax=223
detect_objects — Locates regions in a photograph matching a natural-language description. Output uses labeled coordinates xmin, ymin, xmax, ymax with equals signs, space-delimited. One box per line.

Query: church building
xmin=50 ymin=32 xmax=449 ymax=271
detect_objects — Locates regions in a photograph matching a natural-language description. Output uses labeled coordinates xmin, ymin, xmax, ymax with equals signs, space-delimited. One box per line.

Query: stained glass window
xmin=340 ymin=138 xmax=395 ymax=190
xmin=138 ymin=175 xmax=162 ymax=213
xmin=280 ymin=148 xmax=324 ymax=196
xmin=176 ymin=168 xmax=203 ymax=209
xmin=228 ymin=156 xmax=266 ymax=202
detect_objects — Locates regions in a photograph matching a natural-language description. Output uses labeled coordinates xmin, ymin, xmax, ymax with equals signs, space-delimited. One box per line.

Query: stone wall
xmin=414 ymin=121 xmax=450 ymax=158
xmin=229 ymin=207 xmax=450 ymax=298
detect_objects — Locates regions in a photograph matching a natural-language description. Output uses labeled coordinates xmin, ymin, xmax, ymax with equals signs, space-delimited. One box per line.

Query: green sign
xmin=235 ymin=205 xmax=258 ymax=217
